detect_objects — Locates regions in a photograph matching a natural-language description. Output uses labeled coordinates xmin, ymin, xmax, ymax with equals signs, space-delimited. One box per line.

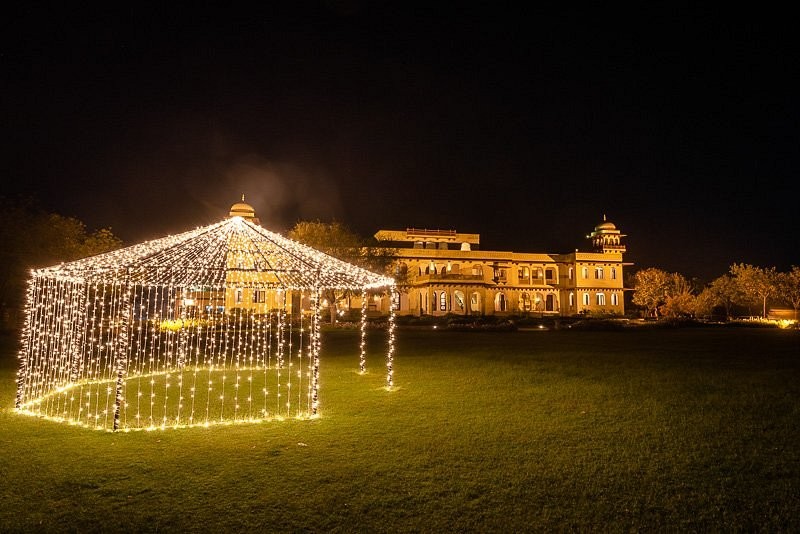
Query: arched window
xmin=439 ymin=291 xmax=448 ymax=311
xmin=235 ymin=288 xmax=243 ymax=304
xmin=597 ymin=293 xmax=606 ymax=306
xmin=568 ymin=267 xmax=574 ymax=280
xmin=595 ymin=267 xmax=604 ymax=279
xmin=582 ymin=267 xmax=589 ymax=279
xmin=432 ymin=292 xmax=438 ymax=311
xmin=569 ymin=292 xmax=574 ymax=307
xmin=545 ymin=294 xmax=555 ymax=311
xmin=494 ymin=293 xmax=507 ymax=312
xmin=454 ymin=291 xmax=465 ymax=312
xmin=470 ymin=292 xmax=481 ymax=312
xmin=611 ymin=267 xmax=617 ymax=280
xmin=582 ymin=293 xmax=590 ymax=306
xmin=611 ymin=293 xmax=619 ymax=306
xmin=534 ymin=292 xmax=544 ymax=311
xmin=519 ymin=293 xmax=531 ymax=312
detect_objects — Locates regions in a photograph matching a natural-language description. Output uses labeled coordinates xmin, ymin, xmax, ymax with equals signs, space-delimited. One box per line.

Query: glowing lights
xmin=15 ymin=216 xmax=396 ymax=431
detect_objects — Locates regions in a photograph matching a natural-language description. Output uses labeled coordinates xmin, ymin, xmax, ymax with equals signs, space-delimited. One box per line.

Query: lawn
xmin=1 ymin=327 xmax=798 ymax=531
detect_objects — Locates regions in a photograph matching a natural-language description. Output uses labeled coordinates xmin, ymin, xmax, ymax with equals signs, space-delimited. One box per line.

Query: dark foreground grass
xmin=1 ymin=327 xmax=798 ymax=532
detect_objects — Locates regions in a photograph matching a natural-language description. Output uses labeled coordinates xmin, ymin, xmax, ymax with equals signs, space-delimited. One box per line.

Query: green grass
xmin=1 ymin=327 xmax=799 ymax=531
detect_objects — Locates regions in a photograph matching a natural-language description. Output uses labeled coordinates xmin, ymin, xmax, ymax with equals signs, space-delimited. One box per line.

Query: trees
xmin=632 ymin=268 xmax=671 ymax=318
xmin=701 ymin=274 xmax=743 ymax=320
xmin=661 ymin=272 xmax=697 ymax=318
xmin=633 ymin=269 xmax=700 ymax=319
xmin=287 ymin=220 xmax=397 ymax=322
xmin=777 ymin=266 xmax=800 ymax=320
xmin=0 ymin=198 xmax=123 ymax=328
xmin=729 ymin=263 xmax=778 ymax=318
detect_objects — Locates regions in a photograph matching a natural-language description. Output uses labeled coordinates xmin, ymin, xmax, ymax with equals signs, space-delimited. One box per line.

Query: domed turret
xmin=587 ymin=215 xmax=626 ymax=253
xmin=228 ymin=195 xmax=260 ymax=224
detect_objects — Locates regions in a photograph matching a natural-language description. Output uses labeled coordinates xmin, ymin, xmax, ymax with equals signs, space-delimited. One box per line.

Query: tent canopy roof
xmin=36 ymin=217 xmax=395 ymax=290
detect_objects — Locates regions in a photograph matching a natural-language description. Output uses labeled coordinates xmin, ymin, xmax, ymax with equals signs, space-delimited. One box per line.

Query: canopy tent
xmin=16 ymin=215 xmax=396 ymax=431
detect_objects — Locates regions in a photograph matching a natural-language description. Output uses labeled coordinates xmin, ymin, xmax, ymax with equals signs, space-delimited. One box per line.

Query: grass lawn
xmin=1 ymin=327 xmax=798 ymax=531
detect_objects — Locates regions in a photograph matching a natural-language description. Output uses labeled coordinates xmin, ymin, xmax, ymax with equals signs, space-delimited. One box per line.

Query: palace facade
xmin=374 ymin=218 xmax=629 ymax=317
xmin=218 ymin=199 xmax=629 ymax=318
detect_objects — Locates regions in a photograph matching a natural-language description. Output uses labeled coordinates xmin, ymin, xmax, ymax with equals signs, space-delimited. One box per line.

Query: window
xmin=494 ymin=293 xmax=507 ymax=312
xmin=432 ymin=292 xmax=438 ymax=311
xmin=470 ymin=292 xmax=481 ymax=312
xmin=569 ymin=292 xmax=574 ymax=307
xmin=582 ymin=267 xmax=589 ymax=279
xmin=518 ymin=267 xmax=530 ymax=280
xmin=439 ymin=292 xmax=448 ymax=311
xmin=595 ymin=267 xmax=604 ymax=279
xmin=252 ymin=289 xmax=266 ymax=303
xmin=520 ymin=293 xmax=531 ymax=312
xmin=533 ymin=268 xmax=543 ymax=279
xmin=611 ymin=267 xmax=617 ymax=280
xmin=568 ymin=267 xmax=574 ymax=280
xmin=545 ymin=268 xmax=555 ymax=281
xmin=611 ymin=293 xmax=619 ymax=306
xmin=454 ymin=291 xmax=465 ymax=311
xmin=235 ymin=289 xmax=243 ymax=304
xmin=597 ymin=293 xmax=606 ymax=306
xmin=582 ymin=293 xmax=590 ymax=306
xmin=392 ymin=291 xmax=400 ymax=310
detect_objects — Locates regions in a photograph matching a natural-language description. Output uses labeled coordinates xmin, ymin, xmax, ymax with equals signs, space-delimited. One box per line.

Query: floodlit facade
xmin=374 ymin=217 xmax=629 ymax=317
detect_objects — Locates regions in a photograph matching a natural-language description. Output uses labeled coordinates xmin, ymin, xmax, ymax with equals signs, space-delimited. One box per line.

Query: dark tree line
xmin=0 ymin=197 xmax=122 ymax=328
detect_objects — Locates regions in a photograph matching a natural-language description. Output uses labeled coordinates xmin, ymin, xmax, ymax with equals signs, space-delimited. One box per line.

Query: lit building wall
xmin=374 ymin=218 xmax=629 ymax=317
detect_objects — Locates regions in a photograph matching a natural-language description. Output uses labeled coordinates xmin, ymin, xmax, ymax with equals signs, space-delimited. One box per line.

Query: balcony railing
xmin=414 ymin=273 xmax=485 ymax=283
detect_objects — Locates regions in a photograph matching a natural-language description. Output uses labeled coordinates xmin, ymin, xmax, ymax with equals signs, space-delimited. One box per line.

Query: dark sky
xmin=2 ymin=4 xmax=798 ymax=281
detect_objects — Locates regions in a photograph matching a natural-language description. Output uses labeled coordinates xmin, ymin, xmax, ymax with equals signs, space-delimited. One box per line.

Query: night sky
xmin=3 ymin=5 xmax=798 ymax=281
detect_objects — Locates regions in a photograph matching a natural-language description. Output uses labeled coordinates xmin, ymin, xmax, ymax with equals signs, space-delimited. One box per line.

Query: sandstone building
xmin=220 ymin=198 xmax=629 ymax=318
xmin=374 ymin=218 xmax=628 ymax=317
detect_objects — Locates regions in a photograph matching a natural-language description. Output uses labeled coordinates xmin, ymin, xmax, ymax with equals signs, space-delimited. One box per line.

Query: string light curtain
xmin=15 ymin=216 xmax=396 ymax=431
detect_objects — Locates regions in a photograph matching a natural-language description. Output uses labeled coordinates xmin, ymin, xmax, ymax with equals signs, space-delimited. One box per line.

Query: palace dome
xmin=595 ymin=220 xmax=617 ymax=231
xmin=229 ymin=197 xmax=256 ymax=219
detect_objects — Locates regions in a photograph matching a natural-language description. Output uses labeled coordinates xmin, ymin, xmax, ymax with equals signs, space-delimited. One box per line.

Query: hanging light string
xmin=16 ymin=216 xmax=396 ymax=431
xmin=360 ymin=288 xmax=368 ymax=374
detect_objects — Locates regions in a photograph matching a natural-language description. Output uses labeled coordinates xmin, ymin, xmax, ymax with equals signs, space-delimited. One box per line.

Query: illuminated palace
xmin=227 ymin=200 xmax=628 ymax=317
xmin=374 ymin=218 xmax=628 ymax=317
